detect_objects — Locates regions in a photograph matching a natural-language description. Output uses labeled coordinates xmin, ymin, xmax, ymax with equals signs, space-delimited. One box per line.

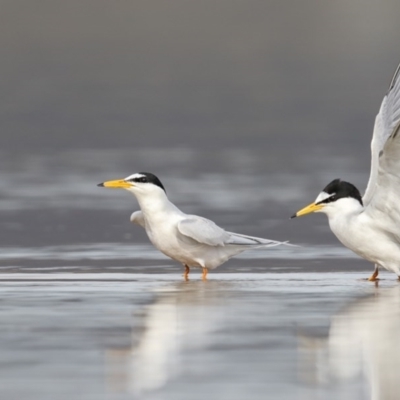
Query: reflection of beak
xmin=291 ymin=202 xmax=323 ymax=218
xmin=97 ymin=179 xmax=132 ymax=189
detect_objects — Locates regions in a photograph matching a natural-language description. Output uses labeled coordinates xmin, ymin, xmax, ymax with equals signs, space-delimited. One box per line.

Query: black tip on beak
xmin=97 ymin=183 xmax=104 ymax=187
xmin=290 ymin=213 xmax=297 ymax=219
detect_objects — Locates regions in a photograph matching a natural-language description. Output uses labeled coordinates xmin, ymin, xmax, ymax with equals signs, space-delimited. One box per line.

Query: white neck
xmin=322 ymin=197 xmax=364 ymax=220
xmin=129 ymin=189 xmax=181 ymax=217
xmin=323 ymin=198 xmax=366 ymax=253
xmin=322 ymin=198 xmax=364 ymax=244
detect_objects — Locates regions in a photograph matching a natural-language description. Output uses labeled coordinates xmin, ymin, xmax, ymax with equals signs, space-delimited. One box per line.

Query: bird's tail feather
xmin=226 ymin=232 xmax=297 ymax=247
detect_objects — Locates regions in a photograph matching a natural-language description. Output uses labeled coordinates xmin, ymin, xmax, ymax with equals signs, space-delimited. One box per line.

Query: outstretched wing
xmin=365 ymin=62 xmax=400 ymax=225
xmin=367 ymin=120 xmax=400 ymax=224
xmin=363 ymin=62 xmax=400 ymax=205
xmin=178 ymin=216 xmax=286 ymax=247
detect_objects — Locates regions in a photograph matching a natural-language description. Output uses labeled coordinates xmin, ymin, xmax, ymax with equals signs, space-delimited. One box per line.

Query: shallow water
xmin=0 ymin=148 xmax=399 ymax=400
xmin=0 ymin=271 xmax=398 ymax=400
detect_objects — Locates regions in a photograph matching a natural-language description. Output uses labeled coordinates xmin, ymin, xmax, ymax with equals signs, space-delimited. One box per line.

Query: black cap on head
xmin=319 ymin=179 xmax=363 ymax=206
xmin=129 ymin=172 xmax=166 ymax=193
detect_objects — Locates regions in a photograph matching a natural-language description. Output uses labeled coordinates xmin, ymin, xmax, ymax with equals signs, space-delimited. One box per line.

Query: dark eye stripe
xmin=125 ymin=172 xmax=166 ymax=192
xmin=130 ymin=176 xmax=147 ymax=183
xmin=315 ymin=193 xmax=336 ymax=205
xmin=316 ymin=196 xmax=335 ymax=205
xmin=320 ymin=179 xmax=363 ymax=206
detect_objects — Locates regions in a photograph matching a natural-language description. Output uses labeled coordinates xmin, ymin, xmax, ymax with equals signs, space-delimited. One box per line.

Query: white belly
xmin=144 ymin=219 xmax=240 ymax=269
xmin=329 ymin=213 xmax=400 ymax=274
xmin=145 ymin=222 xmax=194 ymax=263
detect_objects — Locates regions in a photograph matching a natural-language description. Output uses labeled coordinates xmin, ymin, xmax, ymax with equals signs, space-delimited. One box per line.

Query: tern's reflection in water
xmin=298 ymin=285 xmax=400 ymax=400
xmin=107 ymin=280 xmax=231 ymax=396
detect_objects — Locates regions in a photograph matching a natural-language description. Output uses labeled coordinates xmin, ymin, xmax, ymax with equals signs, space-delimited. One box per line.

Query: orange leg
xmin=367 ymin=264 xmax=379 ymax=281
xmin=202 ymin=268 xmax=208 ymax=281
xmin=183 ymin=265 xmax=190 ymax=281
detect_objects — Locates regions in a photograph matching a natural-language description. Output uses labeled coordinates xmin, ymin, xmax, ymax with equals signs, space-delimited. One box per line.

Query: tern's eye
xmin=323 ymin=194 xmax=336 ymax=204
xmin=316 ymin=193 xmax=336 ymax=205
xmin=132 ymin=177 xmax=147 ymax=183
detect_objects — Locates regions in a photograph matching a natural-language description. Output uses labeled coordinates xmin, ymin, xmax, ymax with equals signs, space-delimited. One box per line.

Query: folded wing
xmin=178 ymin=216 xmax=284 ymax=247
xmin=130 ymin=211 xmax=146 ymax=228
xmin=177 ymin=216 xmax=230 ymax=246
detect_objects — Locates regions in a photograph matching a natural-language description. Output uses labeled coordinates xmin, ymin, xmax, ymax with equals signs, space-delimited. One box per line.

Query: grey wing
xmin=367 ymin=121 xmax=400 ymax=224
xmin=178 ymin=216 xmax=286 ymax=247
xmin=130 ymin=211 xmax=146 ymax=228
xmin=367 ymin=63 xmax=400 ymax=225
xmin=177 ymin=216 xmax=230 ymax=246
xmin=225 ymin=231 xmax=289 ymax=247
xmin=363 ymin=62 xmax=400 ymax=205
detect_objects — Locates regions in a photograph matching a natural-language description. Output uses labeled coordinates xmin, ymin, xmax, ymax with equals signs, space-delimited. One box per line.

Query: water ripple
xmin=0 ymin=242 xmax=356 ymax=262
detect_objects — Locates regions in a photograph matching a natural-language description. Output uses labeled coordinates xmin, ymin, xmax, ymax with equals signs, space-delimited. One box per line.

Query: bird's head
xmin=97 ymin=172 xmax=166 ymax=198
xmin=291 ymin=179 xmax=363 ymax=219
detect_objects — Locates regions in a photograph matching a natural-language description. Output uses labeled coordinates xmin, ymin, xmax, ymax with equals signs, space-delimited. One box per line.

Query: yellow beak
xmin=97 ymin=179 xmax=132 ymax=189
xmin=291 ymin=202 xmax=323 ymax=218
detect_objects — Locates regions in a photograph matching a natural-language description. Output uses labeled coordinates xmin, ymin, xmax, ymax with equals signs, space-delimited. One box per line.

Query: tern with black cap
xmin=98 ymin=172 xmax=287 ymax=280
xmin=292 ymin=60 xmax=400 ymax=281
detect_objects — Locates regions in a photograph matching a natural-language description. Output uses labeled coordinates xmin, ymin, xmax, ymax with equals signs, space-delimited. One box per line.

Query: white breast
xmin=329 ymin=211 xmax=400 ymax=273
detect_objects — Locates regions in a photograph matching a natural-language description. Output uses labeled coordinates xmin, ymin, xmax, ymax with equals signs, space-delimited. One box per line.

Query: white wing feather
xmin=363 ymin=62 xmax=400 ymax=205
xmin=130 ymin=211 xmax=146 ymax=228
xmin=367 ymin=122 xmax=400 ymax=224
xmin=177 ymin=216 xmax=285 ymax=247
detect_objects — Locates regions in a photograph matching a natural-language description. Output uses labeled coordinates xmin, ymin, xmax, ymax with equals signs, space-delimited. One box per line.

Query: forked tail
xmin=226 ymin=232 xmax=297 ymax=247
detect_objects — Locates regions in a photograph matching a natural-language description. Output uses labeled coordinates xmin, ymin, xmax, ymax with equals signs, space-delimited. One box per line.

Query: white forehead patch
xmin=125 ymin=173 xmax=145 ymax=181
xmin=315 ymin=191 xmax=335 ymax=203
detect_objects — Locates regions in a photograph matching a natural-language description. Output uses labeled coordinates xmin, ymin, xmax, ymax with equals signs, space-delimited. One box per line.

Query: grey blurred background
xmin=1 ymin=0 xmax=400 ymax=249
xmin=2 ymin=4 xmax=400 ymax=399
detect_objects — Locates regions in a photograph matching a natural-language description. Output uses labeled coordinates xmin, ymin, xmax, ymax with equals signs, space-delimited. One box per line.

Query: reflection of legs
xmin=368 ymin=264 xmax=379 ymax=281
xmin=202 ymin=268 xmax=208 ymax=281
xmin=183 ymin=265 xmax=190 ymax=281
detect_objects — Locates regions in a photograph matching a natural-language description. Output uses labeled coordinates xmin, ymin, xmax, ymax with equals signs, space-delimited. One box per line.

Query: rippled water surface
xmin=1 ymin=148 xmax=399 ymax=400
xmin=0 ymin=272 xmax=398 ymax=400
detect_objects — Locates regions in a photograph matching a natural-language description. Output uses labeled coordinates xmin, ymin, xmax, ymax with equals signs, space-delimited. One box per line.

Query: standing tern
xmin=98 ymin=172 xmax=286 ymax=280
xmin=292 ymin=61 xmax=400 ymax=281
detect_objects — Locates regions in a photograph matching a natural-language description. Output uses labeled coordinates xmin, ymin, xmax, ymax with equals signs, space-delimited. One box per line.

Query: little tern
xmin=292 ymin=61 xmax=400 ymax=281
xmin=98 ymin=172 xmax=286 ymax=279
